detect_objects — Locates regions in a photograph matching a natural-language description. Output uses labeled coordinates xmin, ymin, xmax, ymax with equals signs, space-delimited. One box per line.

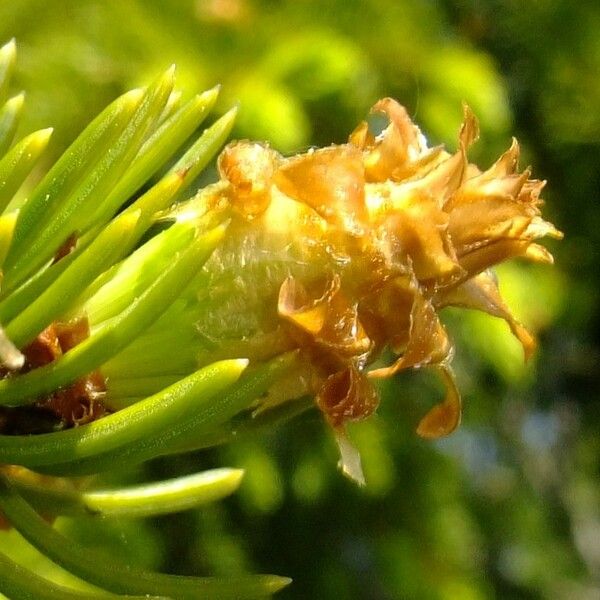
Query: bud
xmin=186 ymin=98 xmax=561 ymax=481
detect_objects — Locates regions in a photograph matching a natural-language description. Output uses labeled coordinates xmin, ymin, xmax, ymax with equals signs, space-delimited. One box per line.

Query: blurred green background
xmin=1 ymin=1 xmax=599 ymax=598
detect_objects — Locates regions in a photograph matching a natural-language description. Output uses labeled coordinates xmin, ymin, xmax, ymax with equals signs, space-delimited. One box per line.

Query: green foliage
xmin=0 ymin=32 xmax=291 ymax=599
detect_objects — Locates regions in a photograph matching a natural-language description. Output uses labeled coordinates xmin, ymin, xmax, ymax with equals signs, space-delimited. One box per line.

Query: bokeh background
xmin=1 ymin=1 xmax=599 ymax=598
